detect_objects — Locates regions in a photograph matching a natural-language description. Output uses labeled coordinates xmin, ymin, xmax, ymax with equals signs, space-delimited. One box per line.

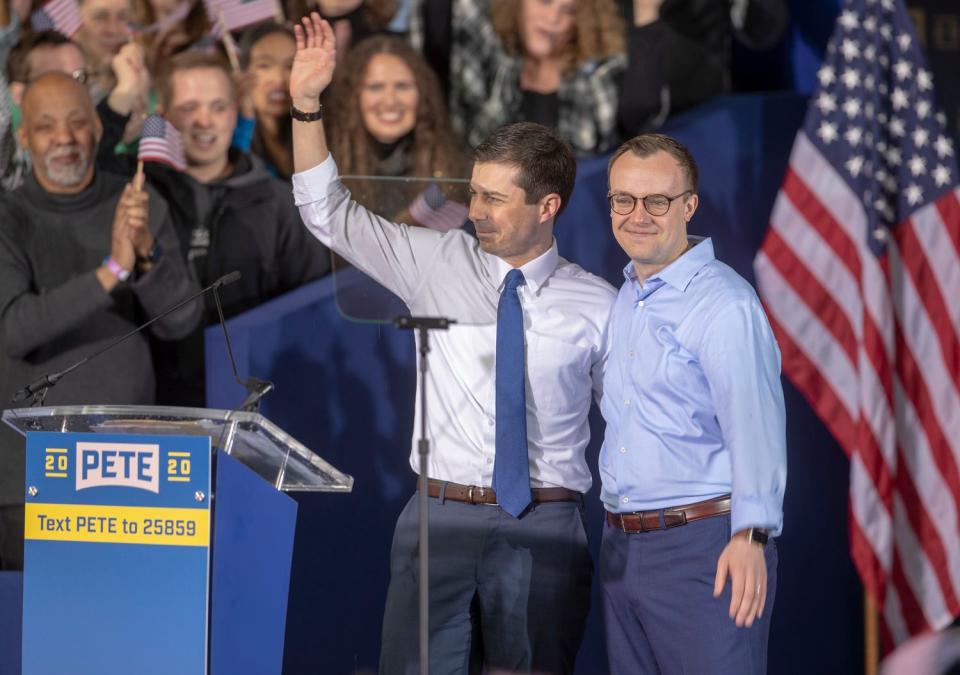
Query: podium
xmin=2 ymin=405 xmax=353 ymax=675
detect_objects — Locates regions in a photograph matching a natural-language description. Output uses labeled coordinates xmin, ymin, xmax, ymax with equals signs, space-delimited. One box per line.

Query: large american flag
xmin=30 ymin=0 xmax=82 ymax=37
xmin=754 ymin=0 xmax=959 ymax=650
xmin=202 ymin=0 xmax=277 ymax=32
xmin=138 ymin=115 xmax=186 ymax=172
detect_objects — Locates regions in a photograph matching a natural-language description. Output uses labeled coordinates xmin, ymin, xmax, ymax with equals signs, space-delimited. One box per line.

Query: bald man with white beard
xmin=0 ymin=72 xmax=200 ymax=570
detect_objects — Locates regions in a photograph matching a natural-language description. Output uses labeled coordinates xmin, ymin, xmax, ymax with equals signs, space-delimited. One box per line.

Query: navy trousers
xmin=0 ymin=505 xmax=23 ymax=571
xmin=600 ymin=513 xmax=778 ymax=675
xmin=379 ymin=492 xmax=593 ymax=675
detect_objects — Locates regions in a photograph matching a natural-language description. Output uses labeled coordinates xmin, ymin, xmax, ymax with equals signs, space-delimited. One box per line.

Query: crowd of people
xmin=0 ymin=0 xmax=792 ymax=672
xmin=0 ymin=0 xmax=791 ymax=410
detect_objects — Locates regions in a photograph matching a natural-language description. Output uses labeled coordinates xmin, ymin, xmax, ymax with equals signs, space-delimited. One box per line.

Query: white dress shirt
xmin=293 ymin=157 xmax=616 ymax=492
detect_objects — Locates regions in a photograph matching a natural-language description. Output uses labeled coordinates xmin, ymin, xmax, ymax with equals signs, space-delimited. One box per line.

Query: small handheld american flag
xmin=203 ymin=0 xmax=278 ymax=32
xmin=408 ymin=182 xmax=469 ymax=232
xmin=138 ymin=115 xmax=187 ymax=172
xmin=30 ymin=0 xmax=83 ymax=37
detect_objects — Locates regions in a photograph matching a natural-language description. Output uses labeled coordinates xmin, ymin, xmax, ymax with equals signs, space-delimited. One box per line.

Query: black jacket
xmin=104 ymin=148 xmax=332 ymax=405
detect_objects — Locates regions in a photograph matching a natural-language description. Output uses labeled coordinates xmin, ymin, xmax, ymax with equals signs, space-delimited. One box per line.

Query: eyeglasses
xmin=25 ymin=68 xmax=90 ymax=86
xmin=607 ymin=190 xmax=691 ymax=216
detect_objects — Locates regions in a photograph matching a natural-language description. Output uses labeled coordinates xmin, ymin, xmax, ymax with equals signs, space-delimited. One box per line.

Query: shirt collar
xmin=488 ymin=239 xmax=559 ymax=295
xmin=622 ymin=236 xmax=715 ymax=292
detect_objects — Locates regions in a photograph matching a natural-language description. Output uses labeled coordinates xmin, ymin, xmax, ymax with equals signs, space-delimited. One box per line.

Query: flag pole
xmin=865 ymin=591 xmax=879 ymax=675
xmin=216 ymin=11 xmax=241 ymax=71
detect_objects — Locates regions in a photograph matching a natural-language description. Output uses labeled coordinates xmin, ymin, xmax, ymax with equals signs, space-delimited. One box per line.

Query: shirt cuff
xmin=731 ymin=494 xmax=783 ymax=537
xmin=292 ymin=155 xmax=339 ymax=206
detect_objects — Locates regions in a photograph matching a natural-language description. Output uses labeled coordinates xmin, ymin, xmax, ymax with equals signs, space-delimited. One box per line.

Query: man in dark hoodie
xmin=142 ymin=51 xmax=332 ymax=406
xmin=0 ymin=72 xmax=202 ymax=569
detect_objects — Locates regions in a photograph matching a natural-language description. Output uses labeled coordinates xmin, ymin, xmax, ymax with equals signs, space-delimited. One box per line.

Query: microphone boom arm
xmin=11 ymin=271 xmax=243 ymax=406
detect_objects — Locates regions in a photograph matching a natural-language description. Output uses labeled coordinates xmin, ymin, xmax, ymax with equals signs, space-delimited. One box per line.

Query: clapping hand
xmin=124 ymin=170 xmax=154 ymax=260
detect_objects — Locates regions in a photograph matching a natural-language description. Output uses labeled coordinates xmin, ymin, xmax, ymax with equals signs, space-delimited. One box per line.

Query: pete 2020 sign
xmin=22 ymin=431 xmax=212 ymax=675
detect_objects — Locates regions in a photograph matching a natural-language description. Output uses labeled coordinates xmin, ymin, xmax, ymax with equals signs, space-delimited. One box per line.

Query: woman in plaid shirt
xmin=447 ymin=0 xmax=627 ymax=156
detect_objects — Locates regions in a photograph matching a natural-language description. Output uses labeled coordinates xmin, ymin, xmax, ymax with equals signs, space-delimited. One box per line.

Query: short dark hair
xmin=608 ymin=133 xmax=699 ymax=193
xmin=7 ymin=31 xmax=77 ymax=84
xmin=473 ymin=122 xmax=577 ymax=215
xmin=156 ymin=51 xmax=235 ymax=108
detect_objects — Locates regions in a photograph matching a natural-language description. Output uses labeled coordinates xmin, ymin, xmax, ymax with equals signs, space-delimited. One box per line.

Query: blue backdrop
xmin=206 ymin=92 xmax=866 ymax=674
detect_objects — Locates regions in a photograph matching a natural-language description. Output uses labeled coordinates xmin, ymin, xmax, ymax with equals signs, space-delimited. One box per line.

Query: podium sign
xmin=22 ymin=431 xmax=212 ymax=675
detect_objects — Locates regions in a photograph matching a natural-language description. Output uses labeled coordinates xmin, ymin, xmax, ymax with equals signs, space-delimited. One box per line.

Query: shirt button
xmin=637 ymin=300 xmax=645 ymax=308
xmin=487 ymin=418 xmax=494 ymax=427
xmin=486 ymin=457 xmax=493 ymax=465
xmin=628 ymin=350 xmax=635 ymax=358
xmin=619 ymin=446 xmax=627 ymax=454
xmin=624 ymin=399 xmax=630 ymax=406
xmin=622 ymin=496 xmax=630 ymax=504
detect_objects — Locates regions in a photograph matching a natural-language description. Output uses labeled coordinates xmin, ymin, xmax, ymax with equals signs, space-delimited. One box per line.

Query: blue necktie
xmin=493 ymin=269 xmax=531 ymax=518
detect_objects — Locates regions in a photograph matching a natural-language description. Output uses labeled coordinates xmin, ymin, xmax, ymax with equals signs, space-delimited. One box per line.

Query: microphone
xmin=11 ymin=271 xmax=242 ymax=405
xmin=210 ymin=280 xmax=274 ymax=413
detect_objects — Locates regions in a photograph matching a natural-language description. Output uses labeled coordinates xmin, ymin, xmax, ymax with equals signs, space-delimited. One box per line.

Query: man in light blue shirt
xmin=599 ymin=133 xmax=786 ymax=674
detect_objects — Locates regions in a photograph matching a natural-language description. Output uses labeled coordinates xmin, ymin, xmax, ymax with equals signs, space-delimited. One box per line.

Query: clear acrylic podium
xmin=3 ymin=404 xmax=352 ymax=675
xmin=3 ymin=404 xmax=354 ymax=492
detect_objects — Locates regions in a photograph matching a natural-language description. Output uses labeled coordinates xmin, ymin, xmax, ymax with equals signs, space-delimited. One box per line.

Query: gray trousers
xmin=379 ymin=491 xmax=593 ymax=675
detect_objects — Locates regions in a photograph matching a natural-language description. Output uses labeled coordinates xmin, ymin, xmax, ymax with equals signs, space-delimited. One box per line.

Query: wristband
xmin=745 ymin=528 xmax=769 ymax=546
xmin=103 ymin=256 xmax=131 ymax=282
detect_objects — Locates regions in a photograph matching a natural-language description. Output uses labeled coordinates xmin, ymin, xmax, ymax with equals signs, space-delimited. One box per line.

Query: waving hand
xmin=290 ymin=13 xmax=337 ymax=109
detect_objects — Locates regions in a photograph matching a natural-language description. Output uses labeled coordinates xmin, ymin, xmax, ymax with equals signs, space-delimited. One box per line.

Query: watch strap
xmin=290 ymin=105 xmax=323 ymax=122
xmin=138 ymin=242 xmax=163 ymax=264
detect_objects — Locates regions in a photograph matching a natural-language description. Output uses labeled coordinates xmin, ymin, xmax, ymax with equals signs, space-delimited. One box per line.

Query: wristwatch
xmin=137 ymin=242 xmax=163 ymax=265
xmin=290 ymin=105 xmax=323 ymax=122
xmin=745 ymin=528 xmax=769 ymax=546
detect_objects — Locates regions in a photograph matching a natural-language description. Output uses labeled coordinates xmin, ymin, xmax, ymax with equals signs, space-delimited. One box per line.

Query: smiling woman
xmin=324 ymin=35 xmax=467 ymax=220
xmin=446 ymin=0 xmax=627 ymax=155
xmin=240 ymin=24 xmax=297 ymax=179
xmin=326 ymin=35 xmax=465 ymax=182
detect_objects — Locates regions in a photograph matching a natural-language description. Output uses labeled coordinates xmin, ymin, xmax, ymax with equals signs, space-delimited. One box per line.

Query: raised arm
xmin=290 ymin=13 xmax=337 ymax=173
xmin=288 ymin=12 xmax=442 ymax=305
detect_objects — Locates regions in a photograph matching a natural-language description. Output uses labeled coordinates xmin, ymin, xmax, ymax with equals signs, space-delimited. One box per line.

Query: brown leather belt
xmin=418 ymin=478 xmax=581 ymax=506
xmin=606 ymin=494 xmax=731 ymax=533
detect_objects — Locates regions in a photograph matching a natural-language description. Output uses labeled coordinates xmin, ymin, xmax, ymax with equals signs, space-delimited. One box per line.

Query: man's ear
xmin=684 ymin=193 xmax=699 ymax=222
xmin=15 ymin=125 xmax=27 ymax=153
xmin=93 ymin=112 xmax=103 ymax=145
xmin=9 ymin=82 xmax=24 ymax=108
xmin=540 ymin=192 xmax=562 ymax=223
